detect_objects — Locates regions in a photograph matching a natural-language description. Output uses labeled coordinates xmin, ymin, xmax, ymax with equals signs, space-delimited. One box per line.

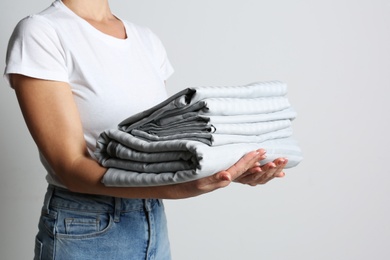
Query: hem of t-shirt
xmin=45 ymin=174 xmax=68 ymax=189
xmin=4 ymin=65 xmax=69 ymax=88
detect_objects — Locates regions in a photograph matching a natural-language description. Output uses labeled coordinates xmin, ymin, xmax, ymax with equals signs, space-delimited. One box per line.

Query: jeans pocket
xmin=55 ymin=209 xmax=113 ymax=239
xmin=34 ymin=238 xmax=43 ymax=260
xmin=64 ymin=217 xmax=100 ymax=235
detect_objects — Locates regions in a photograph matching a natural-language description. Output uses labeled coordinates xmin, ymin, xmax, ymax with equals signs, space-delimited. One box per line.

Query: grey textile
xmin=95 ymin=81 xmax=303 ymax=187
xmin=100 ymin=136 xmax=302 ymax=187
xmin=118 ymin=81 xmax=290 ymax=131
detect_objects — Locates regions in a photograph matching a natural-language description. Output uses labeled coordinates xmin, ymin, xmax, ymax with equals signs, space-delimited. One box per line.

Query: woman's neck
xmin=61 ymin=0 xmax=114 ymax=22
xmin=61 ymin=0 xmax=127 ymax=39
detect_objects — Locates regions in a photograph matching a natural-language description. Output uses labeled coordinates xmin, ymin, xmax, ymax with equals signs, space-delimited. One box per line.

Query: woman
xmin=5 ymin=0 xmax=288 ymax=259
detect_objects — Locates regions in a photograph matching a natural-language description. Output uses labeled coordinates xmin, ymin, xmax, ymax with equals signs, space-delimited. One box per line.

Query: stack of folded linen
xmin=95 ymin=81 xmax=303 ymax=187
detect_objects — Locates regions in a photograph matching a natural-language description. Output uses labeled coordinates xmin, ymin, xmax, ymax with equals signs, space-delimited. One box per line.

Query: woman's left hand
xmin=234 ymin=158 xmax=288 ymax=186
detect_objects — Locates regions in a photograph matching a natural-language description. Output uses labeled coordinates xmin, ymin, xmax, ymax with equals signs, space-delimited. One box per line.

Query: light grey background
xmin=1 ymin=0 xmax=389 ymax=259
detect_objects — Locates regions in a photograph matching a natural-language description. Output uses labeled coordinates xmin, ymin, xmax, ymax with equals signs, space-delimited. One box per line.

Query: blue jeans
xmin=34 ymin=185 xmax=171 ymax=260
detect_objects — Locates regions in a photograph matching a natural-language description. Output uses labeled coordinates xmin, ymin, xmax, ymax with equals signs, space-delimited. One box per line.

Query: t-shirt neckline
xmin=55 ymin=0 xmax=128 ymax=42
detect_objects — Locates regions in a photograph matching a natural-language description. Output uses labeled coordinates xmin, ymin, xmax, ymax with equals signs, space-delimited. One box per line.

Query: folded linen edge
xmin=99 ymin=140 xmax=303 ymax=187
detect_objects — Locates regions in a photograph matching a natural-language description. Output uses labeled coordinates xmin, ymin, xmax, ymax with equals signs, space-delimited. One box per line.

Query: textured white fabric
xmin=212 ymin=120 xmax=291 ymax=135
xmin=190 ymin=81 xmax=288 ymax=104
xmin=197 ymin=97 xmax=291 ymax=116
xmin=205 ymin=107 xmax=297 ymax=124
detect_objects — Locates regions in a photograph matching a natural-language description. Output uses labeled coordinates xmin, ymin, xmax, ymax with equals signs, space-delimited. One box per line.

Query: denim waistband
xmin=43 ymin=185 xmax=160 ymax=222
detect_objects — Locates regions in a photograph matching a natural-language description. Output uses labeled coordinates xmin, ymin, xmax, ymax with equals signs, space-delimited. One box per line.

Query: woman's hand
xmin=234 ymin=158 xmax=288 ymax=186
xmin=167 ymin=150 xmax=286 ymax=199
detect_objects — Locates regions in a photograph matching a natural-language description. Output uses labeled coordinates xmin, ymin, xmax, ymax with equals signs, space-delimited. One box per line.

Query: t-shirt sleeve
xmin=4 ymin=15 xmax=69 ymax=87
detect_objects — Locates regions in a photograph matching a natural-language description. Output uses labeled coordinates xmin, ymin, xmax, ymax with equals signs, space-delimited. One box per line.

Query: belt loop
xmin=144 ymin=199 xmax=152 ymax=212
xmin=42 ymin=185 xmax=55 ymax=215
xmin=114 ymin=197 xmax=121 ymax=222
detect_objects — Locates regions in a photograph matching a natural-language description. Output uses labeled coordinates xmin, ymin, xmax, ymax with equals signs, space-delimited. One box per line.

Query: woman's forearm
xmin=60 ymin=154 xmax=180 ymax=199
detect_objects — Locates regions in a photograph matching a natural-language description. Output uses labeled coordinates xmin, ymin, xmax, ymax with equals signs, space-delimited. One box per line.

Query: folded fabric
xmin=119 ymin=81 xmax=290 ymax=132
xmin=94 ymin=81 xmax=303 ymax=187
xmin=96 ymin=128 xmax=297 ymax=166
xmin=130 ymin=124 xmax=294 ymax=146
xmin=138 ymin=118 xmax=291 ymax=136
xmin=190 ymin=81 xmax=288 ymax=103
xmin=127 ymin=107 xmax=298 ymax=146
xmin=199 ymin=107 xmax=297 ymax=124
xmin=97 ymin=131 xmax=302 ymax=187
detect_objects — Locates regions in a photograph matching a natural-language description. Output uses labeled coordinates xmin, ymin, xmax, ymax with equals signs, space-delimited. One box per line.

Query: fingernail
xmin=221 ymin=173 xmax=231 ymax=181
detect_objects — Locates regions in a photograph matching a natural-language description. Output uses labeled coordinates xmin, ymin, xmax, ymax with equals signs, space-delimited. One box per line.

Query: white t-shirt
xmin=4 ymin=0 xmax=174 ymax=187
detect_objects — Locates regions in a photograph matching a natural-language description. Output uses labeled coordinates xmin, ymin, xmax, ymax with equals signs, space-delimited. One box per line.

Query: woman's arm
xmin=11 ymin=74 xmax=286 ymax=199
